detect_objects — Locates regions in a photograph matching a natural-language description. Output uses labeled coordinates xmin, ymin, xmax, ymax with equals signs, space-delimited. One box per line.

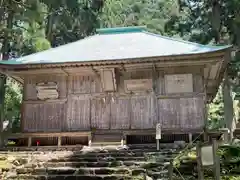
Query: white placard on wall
xmin=124 ymin=79 xmax=152 ymax=92
xmin=165 ymin=74 xmax=193 ymax=94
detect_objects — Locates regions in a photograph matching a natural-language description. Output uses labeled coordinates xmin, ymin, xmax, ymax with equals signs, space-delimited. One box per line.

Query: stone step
xmin=0 ymin=148 xmax=176 ymax=154
xmin=43 ymin=161 xmax=169 ymax=168
xmin=72 ymin=151 xmax=178 ymax=157
xmin=49 ymin=156 xmax=147 ymax=162
xmin=0 ymin=151 xmax=177 ymax=161
xmin=16 ymin=167 xmax=146 ymax=176
xmin=147 ymin=170 xmax=169 ymax=178
xmin=6 ymin=174 xmax=145 ymax=180
xmin=91 ymin=142 xmax=122 ymax=146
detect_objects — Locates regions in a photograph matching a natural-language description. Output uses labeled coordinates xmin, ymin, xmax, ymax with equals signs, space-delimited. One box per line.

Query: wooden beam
xmin=204 ymin=65 xmax=212 ymax=89
xmin=9 ymin=131 xmax=91 ymax=138
xmin=157 ymin=92 xmax=205 ymax=99
xmin=62 ymin=67 xmax=95 ymax=75
xmin=61 ymin=67 xmax=69 ymax=76
xmin=93 ymin=65 xmax=121 ymax=70
xmin=23 ymin=98 xmax=67 ymax=104
xmin=7 ymin=68 xmax=66 ymax=75
xmin=124 ymin=58 xmax=221 ymax=70
xmin=11 ymin=76 xmax=24 ymax=84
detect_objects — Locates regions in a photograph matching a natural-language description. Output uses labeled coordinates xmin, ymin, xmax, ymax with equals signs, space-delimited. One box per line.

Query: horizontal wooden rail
xmin=9 ymin=131 xmax=91 ymax=138
xmin=8 ymin=131 xmax=91 ymax=147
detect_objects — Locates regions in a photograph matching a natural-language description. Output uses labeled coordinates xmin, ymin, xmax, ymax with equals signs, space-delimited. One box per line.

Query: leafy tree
xmin=100 ymin=0 xmax=179 ymax=34
xmin=4 ymin=78 xmax=22 ymax=133
xmin=41 ymin=0 xmax=104 ymax=47
xmin=208 ymin=86 xmax=225 ymax=130
xmin=0 ymin=0 xmax=51 ymax=146
xmin=0 ymin=0 xmax=104 ymax=146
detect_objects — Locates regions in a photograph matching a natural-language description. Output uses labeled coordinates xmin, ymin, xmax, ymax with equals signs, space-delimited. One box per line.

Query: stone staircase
xmin=0 ymin=145 xmax=181 ymax=180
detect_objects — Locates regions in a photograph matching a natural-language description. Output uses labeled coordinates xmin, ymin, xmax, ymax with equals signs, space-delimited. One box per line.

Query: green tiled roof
xmin=0 ymin=26 xmax=231 ymax=65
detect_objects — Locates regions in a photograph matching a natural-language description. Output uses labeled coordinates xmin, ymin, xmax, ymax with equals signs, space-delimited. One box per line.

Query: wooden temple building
xmin=0 ymin=26 xmax=232 ymax=147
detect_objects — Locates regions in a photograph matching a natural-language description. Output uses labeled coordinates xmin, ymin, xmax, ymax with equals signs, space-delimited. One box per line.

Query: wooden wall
xmin=22 ymin=66 xmax=206 ymax=133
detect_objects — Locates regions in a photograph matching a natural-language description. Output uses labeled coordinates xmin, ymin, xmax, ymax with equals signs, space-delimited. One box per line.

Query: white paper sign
xmin=201 ymin=145 xmax=214 ymax=166
xmin=156 ymin=123 xmax=161 ymax=139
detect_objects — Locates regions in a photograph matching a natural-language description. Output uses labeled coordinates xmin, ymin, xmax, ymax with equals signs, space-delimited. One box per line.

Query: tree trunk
xmin=45 ymin=6 xmax=54 ymax=44
xmin=0 ymin=3 xmax=14 ymax=147
xmin=222 ymin=70 xmax=234 ymax=141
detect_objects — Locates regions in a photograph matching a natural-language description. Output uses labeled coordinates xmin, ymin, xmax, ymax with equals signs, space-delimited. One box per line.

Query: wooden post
xmin=223 ymin=129 xmax=229 ymax=144
xmin=57 ymin=136 xmax=61 ymax=147
xmin=168 ymin=159 xmax=174 ymax=180
xmin=196 ymin=141 xmax=204 ymax=180
xmin=156 ymin=139 xmax=159 ymax=151
xmin=88 ymin=134 xmax=92 ymax=147
xmin=28 ymin=137 xmax=32 ymax=147
xmin=121 ymin=138 xmax=124 ymax=146
xmin=156 ymin=123 xmax=161 ymax=151
xmin=212 ymin=139 xmax=220 ymax=180
xmin=188 ymin=133 xmax=193 ymax=145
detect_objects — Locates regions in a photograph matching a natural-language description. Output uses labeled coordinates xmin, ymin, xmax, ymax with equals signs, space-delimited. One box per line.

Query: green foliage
xmin=4 ymin=78 xmax=22 ymax=132
xmin=41 ymin=0 xmax=104 ymax=46
xmin=208 ymin=86 xmax=225 ymax=130
xmin=100 ymin=0 xmax=180 ymax=35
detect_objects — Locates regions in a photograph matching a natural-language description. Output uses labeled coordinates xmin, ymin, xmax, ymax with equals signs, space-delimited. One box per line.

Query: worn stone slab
xmin=6 ymin=174 xmax=145 ymax=180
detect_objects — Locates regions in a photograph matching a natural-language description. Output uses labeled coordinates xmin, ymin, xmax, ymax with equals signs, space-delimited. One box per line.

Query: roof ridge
xmin=96 ymin=26 xmax=147 ymax=35
xmin=143 ymin=31 xmax=231 ymax=49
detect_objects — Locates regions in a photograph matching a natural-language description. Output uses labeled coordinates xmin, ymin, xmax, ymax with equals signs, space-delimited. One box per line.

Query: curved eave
xmin=0 ymin=46 xmax=231 ymax=69
xmin=206 ymin=47 xmax=232 ymax=103
xmin=0 ymin=46 xmax=232 ymax=102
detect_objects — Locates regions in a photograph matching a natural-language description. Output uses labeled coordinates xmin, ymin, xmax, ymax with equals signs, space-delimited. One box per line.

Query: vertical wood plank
xmin=158 ymin=98 xmax=180 ymax=130
xmin=168 ymin=160 xmax=174 ymax=180
xmin=28 ymin=137 xmax=32 ymax=147
xmin=196 ymin=142 xmax=204 ymax=180
xmin=91 ymin=98 xmax=110 ymax=129
xmin=23 ymin=103 xmax=64 ymax=132
xmin=131 ymin=96 xmax=153 ymax=129
xmin=110 ymin=97 xmax=130 ymax=129
xmin=180 ymin=97 xmax=205 ymax=131
xmin=67 ymin=96 xmax=90 ymax=130
xmin=212 ymin=139 xmax=220 ymax=180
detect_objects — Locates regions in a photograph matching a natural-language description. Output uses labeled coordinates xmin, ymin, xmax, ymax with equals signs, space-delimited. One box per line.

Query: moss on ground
xmin=0 ymin=155 xmax=12 ymax=169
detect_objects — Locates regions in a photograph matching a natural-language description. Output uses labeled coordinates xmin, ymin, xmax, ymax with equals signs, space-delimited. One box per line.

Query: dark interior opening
xmin=31 ymin=137 xmax=58 ymax=146
xmin=61 ymin=136 xmax=88 ymax=146
xmin=126 ymin=134 xmax=201 ymax=144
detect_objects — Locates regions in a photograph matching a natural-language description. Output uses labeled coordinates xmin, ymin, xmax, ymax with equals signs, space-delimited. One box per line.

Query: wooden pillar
xmin=57 ymin=136 xmax=62 ymax=147
xmin=156 ymin=140 xmax=160 ymax=151
xmin=220 ymin=128 xmax=229 ymax=144
xmin=168 ymin=159 xmax=174 ymax=180
xmin=212 ymin=139 xmax=220 ymax=180
xmin=203 ymin=132 xmax=208 ymax=142
xmin=28 ymin=137 xmax=32 ymax=147
xmin=88 ymin=134 xmax=92 ymax=147
xmin=196 ymin=141 xmax=204 ymax=180
xmin=188 ymin=133 xmax=193 ymax=144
